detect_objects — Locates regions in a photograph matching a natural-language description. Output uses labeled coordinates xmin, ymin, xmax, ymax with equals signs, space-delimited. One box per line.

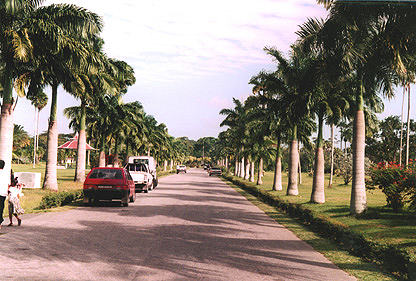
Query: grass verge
xmin=222 ymin=174 xmax=412 ymax=280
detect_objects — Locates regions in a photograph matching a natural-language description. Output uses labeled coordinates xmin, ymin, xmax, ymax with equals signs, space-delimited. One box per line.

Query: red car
xmin=83 ymin=167 xmax=136 ymax=206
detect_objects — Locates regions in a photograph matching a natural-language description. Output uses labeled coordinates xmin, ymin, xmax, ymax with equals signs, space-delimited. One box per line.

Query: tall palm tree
xmin=301 ymin=1 xmax=416 ymax=213
xmin=265 ymin=46 xmax=316 ymax=196
xmin=27 ymin=91 xmax=48 ymax=167
xmin=220 ymin=98 xmax=249 ymax=179
xmin=0 ymin=0 xmax=102 ymax=190
xmin=296 ymin=18 xmax=350 ymax=203
xmin=249 ymin=71 xmax=287 ymax=190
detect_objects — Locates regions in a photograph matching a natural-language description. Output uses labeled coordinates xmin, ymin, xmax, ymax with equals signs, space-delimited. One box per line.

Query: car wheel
xmin=93 ymin=197 xmax=99 ymax=206
xmin=154 ymin=178 xmax=158 ymax=187
xmin=121 ymin=201 xmax=129 ymax=207
xmin=144 ymin=188 xmax=148 ymax=193
xmin=83 ymin=196 xmax=91 ymax=206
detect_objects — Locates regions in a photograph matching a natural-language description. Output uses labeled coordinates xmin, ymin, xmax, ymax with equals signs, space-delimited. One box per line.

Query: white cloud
xmin=34 ymin=0 xmax=328 ymax=139
xmin=44 ymin=0 xmax=326 ymax=83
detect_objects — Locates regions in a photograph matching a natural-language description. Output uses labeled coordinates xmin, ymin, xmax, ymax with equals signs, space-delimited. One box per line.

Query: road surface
xmin=0 ymin=168 xmax=355 ymax=281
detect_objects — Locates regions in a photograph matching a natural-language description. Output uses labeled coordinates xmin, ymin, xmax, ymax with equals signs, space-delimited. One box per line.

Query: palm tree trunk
xmin=99 ymin=136 xmax=106 ymax=167
xmin=36 ymin=107 xmax=40 ymax=156
xmin=225 ymin=156 xmax=229 ymax=170
xmin=240 ymin=150 xmax=245 ymax=178
xmin=0 ymin=70 xmax=14 ymax=192
xmin=43 ymin=82 xmax=59 ymax=191
xmin=249 ymin=161 xmax=255 ymax=182
xmin=256 ymin=158 xmax=263 ymax=185
xmin=399 ymin=84 xmax=406 ymax=166
xmin=311 ymin=114 xmax=325 ymax=203
xmin=75 ymin=100 xmax=87 ymax=182
xmin=33 ymin=108 xmax=37 ymax=168
xmin=273 ymin=135 xmax=282 ymax=191
xmin=406 ymin=84 xmax=411 ymax=167
xmin=164 ymin=160 xmax=167 ymax=171
xmin=244 ymin=159 xmax=250 ymax=180
xmin=113 ymin=136 xmax=120 ymax=167
xmin=329 ymin=123 xmax=335 ymax=188
xmin=234 ymin=156 xmax=238 ymax=176
xmin=350 ymin=87 xmax=367 ymax=214
xmin=287 ymin=125 xmax=299 ymax=195
xmin=124 ymin=140 xmax=129 ymax=165
xmin=298 ymin=146 xmax=302 ymax=184
xmin=170 ymin=159 xmax=173 ymax=170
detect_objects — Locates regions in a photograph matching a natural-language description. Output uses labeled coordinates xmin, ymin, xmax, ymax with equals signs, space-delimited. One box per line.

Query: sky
xmin=13 ymin=0 xmax=414 ymax=141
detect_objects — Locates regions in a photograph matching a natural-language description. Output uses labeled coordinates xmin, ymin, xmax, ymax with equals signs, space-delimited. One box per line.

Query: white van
xmin=128 ymin=156 xmax=158 ymax=187
xmin=126 ymin=162 xmax=153 ymax=193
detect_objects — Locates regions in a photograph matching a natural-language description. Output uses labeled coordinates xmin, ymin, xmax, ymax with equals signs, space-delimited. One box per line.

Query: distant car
xmin=83 ymin=167 xmax=136 ymax=206
xmin=176 ymin=165 xmax=187 ymax=173
xmin=203 ymin=164 xmax=209 ymax=170
xmin=126 ymin=162 xmax=154 ymax=193
xmin=209 ymin=167 xmax=222 ymax=176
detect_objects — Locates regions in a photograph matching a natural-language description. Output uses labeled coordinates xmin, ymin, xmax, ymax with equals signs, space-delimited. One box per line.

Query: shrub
xmin=367 ymin=160 xmax=416 ymax=212
xmin=38 ymin=190 xmax=83 ymax=210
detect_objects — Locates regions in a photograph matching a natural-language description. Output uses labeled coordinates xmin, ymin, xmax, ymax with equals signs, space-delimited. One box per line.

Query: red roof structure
xmin=58 ymin=134 xmax=95 ymax=150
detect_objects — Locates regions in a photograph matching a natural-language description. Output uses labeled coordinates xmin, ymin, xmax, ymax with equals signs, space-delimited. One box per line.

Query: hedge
xmin=222 ymin=174 xmax=415 ymax=280
xmin=37 ymin=190 xmax=83 ymax=210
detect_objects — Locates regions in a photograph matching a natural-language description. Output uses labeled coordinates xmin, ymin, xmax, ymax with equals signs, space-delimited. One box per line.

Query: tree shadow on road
xmin=0 ymin=219 xmax=349 ymax=281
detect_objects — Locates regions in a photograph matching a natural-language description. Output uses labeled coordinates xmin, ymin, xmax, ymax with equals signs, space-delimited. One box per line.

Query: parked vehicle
xmin=209 ymin=167 xmax=222 ymax=176
xmin=176 ymin=165 xmax=187 ymax=174
xmin=83 ymin=167 xmax=136 ymax=206
xmin=128 ymin=156 xmax=158 ymax=187
xmin=126 ymin=162 xmax=153 ymax=193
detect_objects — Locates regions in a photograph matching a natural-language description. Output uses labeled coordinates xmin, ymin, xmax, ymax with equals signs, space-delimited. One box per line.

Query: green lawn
xmin=231 ymin=171 xmax=416 ymax=261
xmin=228 ymin=181 xmax=396 ymax=281
xmin=8 ymin=163 xmax=87 ymax=216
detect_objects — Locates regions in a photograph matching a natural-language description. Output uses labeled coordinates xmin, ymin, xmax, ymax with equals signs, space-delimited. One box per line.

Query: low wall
xmin=15 ymin=172 xmax=41 ymax=189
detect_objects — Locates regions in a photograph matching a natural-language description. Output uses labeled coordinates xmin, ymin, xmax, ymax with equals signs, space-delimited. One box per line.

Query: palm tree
xmin=121 ymin=102 xmax=146 ymax=164
xmin=296 ymin=18 xmax=351 ymax=203
xmin=265 ymin=46 xmax=316 ymax=196
xmin=66 ymin=53 xmax=135 ymax=180
xmin=300 ymin=1 xmax=416 ymax=213
xmin=220 ymin=98 xmax=249 ymax=179
xmin=27 ymin=91 xmax=48 ymax=167
xmin=0 ymin=1 xmax=102 ymax=190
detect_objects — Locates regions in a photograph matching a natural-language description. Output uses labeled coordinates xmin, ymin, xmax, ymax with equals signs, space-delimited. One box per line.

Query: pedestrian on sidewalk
xmin=7 ymin=170 xmax=24 ymax=226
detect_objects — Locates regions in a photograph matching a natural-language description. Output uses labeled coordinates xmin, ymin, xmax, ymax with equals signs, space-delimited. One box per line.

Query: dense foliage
xmin=368 ymin=161 xmax=416 ymax=212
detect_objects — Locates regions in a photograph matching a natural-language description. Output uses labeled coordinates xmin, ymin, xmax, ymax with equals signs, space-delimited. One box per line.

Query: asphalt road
xmin=0 ymin=168 xmax=355 ymax=281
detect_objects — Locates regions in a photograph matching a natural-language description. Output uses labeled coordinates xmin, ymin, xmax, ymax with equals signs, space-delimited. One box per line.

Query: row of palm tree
xmin=1 ymin=0 xmax=184 ymax=192
xmin=218 ymin=1 xmax=416 ymax=215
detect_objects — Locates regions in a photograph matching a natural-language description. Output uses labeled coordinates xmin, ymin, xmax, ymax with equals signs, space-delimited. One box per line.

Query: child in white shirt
xmin=7 ymin=180 xmax=24 ymax=226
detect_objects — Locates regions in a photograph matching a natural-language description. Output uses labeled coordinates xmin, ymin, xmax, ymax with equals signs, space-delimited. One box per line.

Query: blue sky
xmin=13 ymin=0 xmax=413 ymax=141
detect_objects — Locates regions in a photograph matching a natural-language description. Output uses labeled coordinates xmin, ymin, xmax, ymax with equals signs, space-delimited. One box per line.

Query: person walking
xmin=7 ymin=170 xmax=24 ymax=226
xmin=0 ymin=160 xmax=6 ymax=229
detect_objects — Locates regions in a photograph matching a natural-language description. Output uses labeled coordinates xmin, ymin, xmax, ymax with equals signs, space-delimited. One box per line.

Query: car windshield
xmin=127 ymin=163 xmax=148 ymax=172
xmin=89 ymin=169 xmax=123 ymax=179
